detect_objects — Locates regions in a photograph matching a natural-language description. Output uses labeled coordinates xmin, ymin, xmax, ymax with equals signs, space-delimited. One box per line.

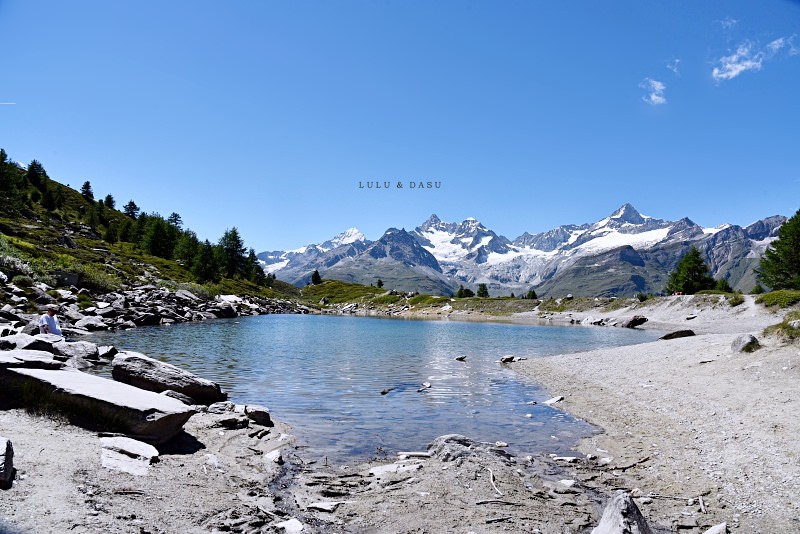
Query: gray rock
xmin=702 ymin=523 xmax=727 ymax=534
xmin=160 ymin=389 xmax=197 ymax=405
xmin=0 ymin=437 xmax=13 ymax=487
xmin=731 ymin=334 xmax=760 ymax=353
xmin=245 ymin=404 xmax=273 ymax=426
xmin=659 ymin=330 xmax=695 ymax=340
xmin=98 ymin=345 xmax=118 ymax=360
xmin=100 ymin=436 xmax=160 ymax=476
xmin=789 ymin=320 xmax=800 ymax=329
xmin=175 ymin=289 xmax=200 ymax=302
xmin=207 ymin=401 xmax=236 ymax=414
xmin=52 ymin=340 xmax=100 ymax=361
xmin=111 ymin=351 xmax=227 ymax=405
xmin=620 ymin=315 xmax=648 ymax=328
xmin=61 ymin=306 xmax=86 ymax=322
xmin=591 ymin=491 xmax=653 ymax=534
xmin=2 ymin=368 xmax=195 ymax=443
xmin=75 ymin=316 xmax=109 ymax=331
xmin=0 ymin=349 xmax=64 ymax=370
xmin=0 ymin=333 xmax=58 ymax=352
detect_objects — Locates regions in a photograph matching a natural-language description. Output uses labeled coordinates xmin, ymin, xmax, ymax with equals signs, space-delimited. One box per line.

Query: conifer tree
xmin=80 ymin=181 xmax=94 ymax=201
xmin=123 ymin=200 xmax=140 ymax=219
xmin=477 ymin=283 xmax=489 ymax=298
xmin=757 ymin=208 xmax=800 ymax=290
xmin=311 ymin=269 xmax=322 ymax=285
xmin=664 ymin=246 xmax=715 ymax=295
xmin=218 ymin=227 xmax=247 ymax=278
xmin=104 ymin=194 xmax=115 ymax=209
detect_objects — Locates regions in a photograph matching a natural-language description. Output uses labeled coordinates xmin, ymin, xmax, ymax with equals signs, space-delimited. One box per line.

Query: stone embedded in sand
xmin=0 ymin=437 xmax=13 ymax=487
xmin=275 ymin=518 xmax=304 ymax=533
xmin=111 ymin=351 xmax=227 ymax=405
xmin=659 ymin=330 xmax=695 ymax=340
xmin=100 ymin=436 xmax=159 ymax=476
xmin=731 ymin=334 xmax=760 ymax=353
xmin=702 ymin=523 xmax=728 ymax=534
xmin=591 ymin=490 xmax=653 ymax=534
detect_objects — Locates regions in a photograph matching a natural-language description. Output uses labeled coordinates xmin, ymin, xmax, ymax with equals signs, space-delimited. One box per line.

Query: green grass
xmin=756 ymin=290 xmax=800 ymax=308
xmin=763 ymin=310 xmax=800 ymax=340
xmin=299 ymin=279 xmax=385 ymax=304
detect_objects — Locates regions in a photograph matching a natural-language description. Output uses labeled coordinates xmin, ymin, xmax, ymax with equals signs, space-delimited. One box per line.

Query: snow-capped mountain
xmin=258 ymin=204 xmax=785 ymax=296
xmin=256 ymin=228 xmax=370 ymax=286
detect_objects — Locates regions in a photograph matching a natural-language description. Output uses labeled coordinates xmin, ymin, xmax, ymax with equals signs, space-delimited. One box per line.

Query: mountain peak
xmin=609 ymin=203 xmax=646 ymax=224
xmin=319 ymin=227 xmax=366 ymax=250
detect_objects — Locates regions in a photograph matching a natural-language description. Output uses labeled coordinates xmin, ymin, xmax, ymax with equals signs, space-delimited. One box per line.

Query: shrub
xmin=756 ymin=290 xmax=800 ymax=308
xmin=636 ymin=292 xmax=648 ymax=302
xmin=763 ymin=311 xmax=800 ymax=340
xmin=11 ymin=274 xmax=34 ymax=287
xmin=726 ymin=292 xmax=745 ymax=307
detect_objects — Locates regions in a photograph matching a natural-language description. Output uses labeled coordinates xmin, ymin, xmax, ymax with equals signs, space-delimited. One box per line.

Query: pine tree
xmin=525 ymin=288 xmax=537 ymax=300
xmin=123 ymin=200 xmax=140 ymax=219
xmin=218 ymin=227 xmax=247 ymax=278
xmin=167 ymin=212 xmax=183 ymax=228
xmin=714 ymin=278 xmax=733 ymax=293
xmin=311 ymin=269 xmax=322 ymax=285
xmin=25 ymin=160 xmax=48 ymax=190
xmin=193 ymin=240 xmax=219 ymax=282
xmin=757 ymin=208 xmax=800 ymax=290
xmin=664 ymin=246 xmax=715 ymax=295
xmin=104 ymin=194 xmax=116 ymax=209
xmin=477 ymin=283 xmax=489 ymax=298
xmin=80 ymin=181 xmax=94 ymax=201
xmin=377 ymin=279 xmax=384 ymax=288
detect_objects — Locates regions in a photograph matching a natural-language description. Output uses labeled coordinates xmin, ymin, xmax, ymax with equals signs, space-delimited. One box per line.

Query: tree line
xmin=0 ymin=149 xmax=272 ymax=286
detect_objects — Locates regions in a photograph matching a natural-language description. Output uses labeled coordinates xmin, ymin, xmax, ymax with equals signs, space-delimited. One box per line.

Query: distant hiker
xmin=39 ymin=304 xmax=63 ymax=336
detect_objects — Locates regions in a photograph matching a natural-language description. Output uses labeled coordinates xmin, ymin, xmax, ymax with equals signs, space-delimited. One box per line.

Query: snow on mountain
xmin=259 ymin=204 xmax=785 ymax=297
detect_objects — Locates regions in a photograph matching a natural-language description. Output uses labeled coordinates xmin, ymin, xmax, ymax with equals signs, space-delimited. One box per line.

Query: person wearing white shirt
xmin=39 ymin=305 xmax=63 ymax=336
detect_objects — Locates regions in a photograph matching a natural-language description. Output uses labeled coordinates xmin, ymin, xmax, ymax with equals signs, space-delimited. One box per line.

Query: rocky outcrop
xmin=111 ymin=351 xmax=227 ymax=405
xmin=0 ymin=366 xmax=195 ymax=444
xmin=0 ymin=282 xmax=312 ymax=341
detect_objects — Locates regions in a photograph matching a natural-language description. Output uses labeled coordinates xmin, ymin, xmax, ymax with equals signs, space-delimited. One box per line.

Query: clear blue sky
xmin=2 ymin=1 xmax=798 ymax=251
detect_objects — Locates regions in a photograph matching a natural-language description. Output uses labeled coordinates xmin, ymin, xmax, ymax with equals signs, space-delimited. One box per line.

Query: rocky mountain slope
xmin=259 ymin=204 xmax=785 ymax=297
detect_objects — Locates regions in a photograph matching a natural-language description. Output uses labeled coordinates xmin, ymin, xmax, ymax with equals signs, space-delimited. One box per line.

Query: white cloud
xmin=720 ymin=17 xmax=738 ymax=30
xmin=666 ymin=58 xmax=681 ymax=75
xmin=639 ymin=78 xmax=667 ymax=105
xmin=712 ymin=42 xmax=763 ymax=81
xmin=712 ymin=37 xmax=796 ymax=82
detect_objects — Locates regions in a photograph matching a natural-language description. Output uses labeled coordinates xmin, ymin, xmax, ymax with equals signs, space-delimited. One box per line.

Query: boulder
xmin=620 ymin=315 xmax=648 ymax=328
xmin=0 ymin=437 xmax=13 ymax=488
xmin=111 ymin=351 xmax=227 ymax=405
xmin=0 ymin=333 xmax=58 ymax=352
xmin=591 ymin=491 xmax=653 ymax=534
xmin=75 ymin=316 xmax=109 ymax=331
xmin=52 ymin=340 xmax=100 ymax=361
xmin=1 ymin=368 xmax=195 ymax=444
xmin=245 ymin=404 xmax=273 ymax=426
xmin=731 ymin=334 xmax=760 ymax=353
xmin=659 ymin=330 xmax=695 ymax=340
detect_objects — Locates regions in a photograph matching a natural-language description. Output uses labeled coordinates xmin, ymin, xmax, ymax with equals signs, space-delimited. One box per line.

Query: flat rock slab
xmin=0 ymin=349 xmax=64 ymax=370
xmin=2 ymin=368 xmax=195 ymax=444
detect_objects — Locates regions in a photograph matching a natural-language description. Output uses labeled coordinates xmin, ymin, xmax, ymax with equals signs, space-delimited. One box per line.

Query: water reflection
xmin=91 ymin=314 xmax=659 ymax=463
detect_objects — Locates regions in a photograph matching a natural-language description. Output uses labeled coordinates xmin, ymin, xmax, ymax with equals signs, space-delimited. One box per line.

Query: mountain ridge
xmin=258 ymin=204 xmax=785 ymax=296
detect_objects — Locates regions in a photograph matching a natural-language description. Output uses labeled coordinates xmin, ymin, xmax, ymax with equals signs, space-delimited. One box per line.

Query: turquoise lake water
xmin=91 ymin=314 xmax=660 ymax=464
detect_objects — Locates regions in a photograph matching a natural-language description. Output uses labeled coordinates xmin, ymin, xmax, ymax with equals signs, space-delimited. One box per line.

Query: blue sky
xmin=1 ymin=1 xmax=798 ymax=251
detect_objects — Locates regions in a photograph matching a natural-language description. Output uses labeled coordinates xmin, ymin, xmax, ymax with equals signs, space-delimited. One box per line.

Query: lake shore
xmin=1 ymin=295 xmax=797 ymax=533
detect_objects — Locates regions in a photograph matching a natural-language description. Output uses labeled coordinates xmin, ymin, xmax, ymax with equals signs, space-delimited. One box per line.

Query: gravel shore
xmin=1 ymin=294 xmax=796 ymax=533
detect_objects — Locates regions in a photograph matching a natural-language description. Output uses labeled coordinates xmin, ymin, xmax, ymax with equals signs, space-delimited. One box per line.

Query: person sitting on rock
xmin=39 ymin=304 xmax=63 ymax=336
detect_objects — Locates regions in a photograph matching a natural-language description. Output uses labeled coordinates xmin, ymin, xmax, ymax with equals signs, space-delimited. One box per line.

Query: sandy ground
xmin=1 ymin=295 xmax=797 ymax=533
